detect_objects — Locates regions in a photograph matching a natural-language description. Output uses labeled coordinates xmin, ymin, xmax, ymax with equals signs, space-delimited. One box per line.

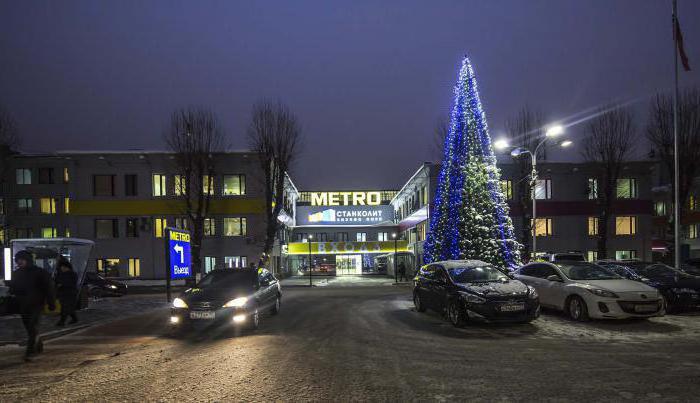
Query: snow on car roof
xmin=432 ymin=259 xmax=490 ymax=268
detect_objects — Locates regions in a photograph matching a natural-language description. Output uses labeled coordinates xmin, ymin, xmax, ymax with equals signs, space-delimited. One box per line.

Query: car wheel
xmin=413 ymin=291 xmax=426 ymax=312
xmin=271 ymin=296 xmax=281 ymax=315
xmin=447 ymin=300 xmax=467 ymax=328
xmin=567 ymin=295 xmax=589 ymax=322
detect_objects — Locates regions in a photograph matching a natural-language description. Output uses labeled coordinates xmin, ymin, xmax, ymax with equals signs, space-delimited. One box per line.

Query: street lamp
xmin=494 ymin=125 xmax=571 ymax=261
xmin=392 ymin=233 xmax=398 ymax=284
xmin=308 ymin=234 xmax=313 ymax=287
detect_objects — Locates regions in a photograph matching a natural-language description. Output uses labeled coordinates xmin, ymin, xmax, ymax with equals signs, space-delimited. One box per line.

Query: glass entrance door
xmin=336 ymin=255 xmax=362 ymax=275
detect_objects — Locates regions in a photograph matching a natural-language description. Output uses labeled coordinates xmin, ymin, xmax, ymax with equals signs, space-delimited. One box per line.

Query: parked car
xmin=681 ymin=259 xmax=700 ymax=276
xmin=599 ymin=261 xmax=700 ymax=312
xmin=514 ymin=261 xmax=663 ymax=321
xmin=413 ymin=260 xmax=540 ymax=326
xmin=84 ymin=272 xmax=128 ymax=297
xmin=548 ymin=253 xmax=586 ymax=262
xmin=170 ymin=268 xmax=281 ymax=331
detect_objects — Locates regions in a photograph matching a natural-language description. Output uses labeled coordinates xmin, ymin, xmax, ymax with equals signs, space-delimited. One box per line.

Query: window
xmin=654 ymin=201 xmax=667 ymax=216
xmin=587 ymin=251 xmax=598 ymax=262
xmin=97 ymin=258 xmax=121 ymax=277
xmin=337 ymin=232 xmax=349 ymax=241
xmin=16 ymin=168 xmax=31 ymax=184
xmin=356 ymin=232 xmax=367 ymax=242
xmin=125 ymin=174 xmax=138 ymax=196
xmin=41 ymin=227 xmax=57 ymax=238
xmin=224 ymin=256 xmax=247 ymax=269
xmin=63 ymin=167 xmax=70 ymax=183
xmin=588 ymin=217 xmax=598 ymax=236
xmin=40 ymin=198 xmax=56 ymax=214
xmin=95 ymin=219 xmax=119 ymax=239
xmin=587 ymin=178 xmax=598 ymax=199
xmin=690 ymin=195 xmax=700 ymax=211
xmin=616 ymin=178 xmax=638 ymax=199
xmin=153 ymin=174 xmax=167 ymax=197
xmin=17 ymin=198 xmax=32 ymax=213
xmin=94 ymin=175 xmax=115 ymax=196
xmin=128 ymin=258 xmax=141 ymax=277
xmin=223 ymin=217 xmax=247 ymax=236
xmin=204 ymin=218 xmax=216 ymax=236
xmin=223 ymin=174 xmax=246 ymax=195
xmin=203 ymin=175 xmax=214 ymax=195
xmin=154 ymin=218 xmax=167 ymax=238
xmin=175 ymin=217 xmax=189 ymax=230
xmin=500 ymin=180 xmax=513 ymax=201
xmin=0 ymin=198 xmax=3 ymax=215
xmin=64 ymin=197 xmax=70 ymax=214
xmin=65 ymin=227 xmax=71 ymax=237
xmin=126 ymin=218 xmax=139 ymax=238
xmin=378 ymin=232 xmax=389 ymax=242
xmin=316 ymin=233 xmax=328 ymax=242
xmin=174 ymin=175 xmax=186 ymax=196
xmin=38 ymin=168 xmax=54 ymax=184
xmin=615 ymin=216 xmax=637 ymax=235
xmin=615 ymin=250 xmax=637 ymax=260
xmin=532 ymin=218 xmax=553 ymax=236
xmin=534 ymin=179 xmax=552 ymax=200
xmin=204 ymin=256 xmax=217 ymax=273
xmin=688 ymin=224 xmax=699 ymax=239
xmin=519 ymin=264 xmax=557 ymax=279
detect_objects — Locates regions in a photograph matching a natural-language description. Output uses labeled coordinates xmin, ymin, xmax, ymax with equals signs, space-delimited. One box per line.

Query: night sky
xmin=1 ymin=1 xmax=699 ymax=190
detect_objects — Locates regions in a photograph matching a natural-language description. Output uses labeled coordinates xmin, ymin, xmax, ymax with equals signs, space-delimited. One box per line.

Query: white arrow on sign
xmin=173 ymin=244 xmax=184 ymax=264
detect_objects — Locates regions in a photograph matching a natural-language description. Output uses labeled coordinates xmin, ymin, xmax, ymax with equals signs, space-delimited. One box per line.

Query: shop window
xmin=534 ymin=179 xmax=552 ymax=200
xmin=174 ymin=175 xmax=186 ymax=196
xmin=17 ymin=198 xmax=33 ymax=214
xmin=225 ymin=256 xmax=247 ymax=269
xmin=153 ymin=174 xmax=167 ymax=197
xmin=203 ymin=175 xmax=214 ymax=195
xmin=223 ymin=217 xmax=247 ymax=236
xmin=125 ymin=174 xmax=138 ymax=196
xmin=223 ymin=174 xmax=246 ymax=195
xmin=95 ymin=219 xmax=119 ymax=239
xmin=615 ymin=216 xmax=637 ymax=235
xmin=356 ymin=232 xmax=367 ymax=242
xmin=204 ymin=218 xmax=216 ymax=236
xmin=532 ymin=218 xmax=553 ymax=236
xmin=615 ymin=250 xmax=637 ymax=260
xmin=126 ymin=218 xmax=139 ymax=238
xmin=38 ymin=168 xmax=54 ymax=184
xmin=588 ymin=217 xmax=598 ymax=236
xmin=616 ymin=178 xmax=638 ymax=199
xmin=500 ymin=180 xmax=513 ymax=201
xmin=128 ymin=258 xmax=141 ymax=277
xmin=41 ymin=227 xmax=57 ymax=238
xmin=154 ymin=218 xmax=167 ymax=238
xmin=654 ymin=201 xmax=667 ymax=216
xmin=64 ymin=197 xmax=70 ymax=214
xmin=40 ymin=198 xmax=56 ymax=214
xmin=16 ymin=168 xmax=32 ymax=184
xmin=688 ymin=224 xmax=699 ymax=240
xmin=204 ymin=256 xmax=217 ymax=273
xmin=587 ymin=251 xmax=598 ymax=262
xmin=94 ymin=175 xmax=115 ymax=196
xmin=97 ymin=258 xmax=121 ymax=277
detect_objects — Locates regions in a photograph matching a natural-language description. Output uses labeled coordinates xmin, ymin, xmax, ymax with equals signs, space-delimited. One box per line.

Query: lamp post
xmin=494 ymin=126 xmax=571 ymax=261
xmin=392 ymin=233 xmax=398 ymax=284
xmin=308 ymin=234 xmax=313 ymax=287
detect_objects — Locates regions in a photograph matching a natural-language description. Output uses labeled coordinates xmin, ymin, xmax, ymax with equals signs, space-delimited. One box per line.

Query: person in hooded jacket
xmin=55 ymin=258 xmax=79 ymax=326
xmin=8 ymin=250 xmax=56 ymax=359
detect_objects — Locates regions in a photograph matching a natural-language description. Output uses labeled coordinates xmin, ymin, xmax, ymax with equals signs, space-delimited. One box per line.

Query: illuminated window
xmin=689 ymin=224 xmax=699 ymax=239
xmin=587 ymin=251 xmax=598 ymax=262
xmin=356 ymin=232 xmax=367 ymax=242
xmin=337 ymin=232 xmax=349 ymax=241
xmin=174 ymin=175 xmax=186 ymax=196
xmin=125 ymin=174 xmax=138 ymax=196
xmin=41 ymin=227 xmax=57 ymax=238
xmin=615 ymin=216 xmax=637 ymax=235
xmin=95 ymin=219 xmax=118 ymax=238
xmin=40 ymin=198 xmax=56 ymax=214
xmin=616 ymin=178 xmax=638 ymax=199
xmin=223 ymin=174 xmax=246 ymax=195
xmin=499 ymin=180 xmax=513 ymax=201
xmin=588 ymin=217 xmax=598 ymax=236
xmin=532 ymin=218 xmax=553 ymax=236
xmin=203 ymin=175 xmax=214 ymax=195
xmin=154 ymin=218 xmax=167 ymax=238
xmin=223 ymin=217 xmax=246 ymax=236
xmin=126 ymin=218 xmax=139 ymax=238
xmin=63 ymin=167 xmax=70 ymax=183
xmin=204 ymin=256 xmax=217 ymax=273
xmin=378 ymin=232 xmax=389 ymax=242
xmin=615 ymin=250 xmax=637 ymax=260
xmin=94 ymin=175 xmax=115 ymax=196
xmin=690 ymin=195 xmax=700 ymax=211
xmin=204 ymin=218 xmax=216 ymax=236
xmin=654 ymin=201 xmax=667 ymax=216
xmin=17 ymin=198 xmax=33 ymax=213
xmin=0 ymin=229 xmax=4 ymax=244
xmin=16 ymin=168 xmax=31 ymax=184
xmin=97 ymin=258 xmax=121 ymax=277
xmin=224 ymin=256 xmax=247 ymax=269
xmin=588 ymin=178 xmax=598 ymax=199
xmin=128 ymin=258 xmax=141 ymax=277
xmin=64 ymin=197 xmax=70 ymax=214
xmin=65 ymin=227 xmax=71 ymax=237
xmin=153 ymin=174 xmax=167 ymax=197
xmin=38 ymin=168 xmax=54 ymax=184
xmin=174 ymin=217 xmax=188 ymax=230
xmin=534 ymin=179 xmax=552 ymax=200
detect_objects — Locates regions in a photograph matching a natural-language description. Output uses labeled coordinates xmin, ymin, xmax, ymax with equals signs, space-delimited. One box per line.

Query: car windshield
xmin=601 ymin=264 xmax=642 ymax=280
xmin=197 ymin=271 xmax=256 ymax=289
xmin=447 ymin=265 xmax=508 ymax=283
xmin=557 ymin=263 xmax=620 ymax=280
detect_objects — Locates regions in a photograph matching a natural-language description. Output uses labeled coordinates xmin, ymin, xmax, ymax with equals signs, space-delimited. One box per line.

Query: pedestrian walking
xmin=398 ymin=261 xmax=407 ymax=282
xmin=55 ymin=258 xmax=79 ymax=326
xmin=8 ymin=250 xmax=56 ymax=360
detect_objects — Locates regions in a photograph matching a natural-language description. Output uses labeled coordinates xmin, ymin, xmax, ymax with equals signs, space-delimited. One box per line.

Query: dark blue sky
xmin=1 ymin=1 xmax=698 ymax=189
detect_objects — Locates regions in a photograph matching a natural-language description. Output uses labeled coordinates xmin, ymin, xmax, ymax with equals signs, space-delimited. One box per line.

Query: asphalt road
xmin=1 ymin=278 xmax=700 ymax=402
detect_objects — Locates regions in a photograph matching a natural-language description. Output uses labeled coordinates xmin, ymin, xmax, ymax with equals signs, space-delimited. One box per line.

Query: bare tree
xmin=0 ymin=105 xmax=20 ymax=246
xmin=647 ymin=88 xmax=700 ymax=224
xmin=504 ymin=106 xmax=545 ymax=261
xmin=247 ymin=101 xmax=302 ymax=264
xmin=582 ymin=106 xmax=636 ymax=259
xmin=165 ymin=108 xmax=225 ymax=276
xmin=432 ymin=116 xmax=449 ymax=161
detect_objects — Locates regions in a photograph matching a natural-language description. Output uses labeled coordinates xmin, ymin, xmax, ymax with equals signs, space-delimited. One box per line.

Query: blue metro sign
xmin=166 ymin=228 xmax=192 ymax=279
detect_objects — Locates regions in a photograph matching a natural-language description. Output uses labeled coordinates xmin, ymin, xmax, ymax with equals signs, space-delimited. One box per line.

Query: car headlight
xmin=586 ymin=288 xmax=619 ymax=298
xmin=172 ymin=297 xmax=188 ymax=308
xmin=527 ymin=286 xmax=538 ymax=299
xmin=222 ymin=297 xmax=248 ymax=308
xmin=459 ymin=292 xmax=486 ymax=304
xmin=671 ymin=288 xmax=699 ymax=294
xmin=107 ymin=284 xmax=117 ymax=289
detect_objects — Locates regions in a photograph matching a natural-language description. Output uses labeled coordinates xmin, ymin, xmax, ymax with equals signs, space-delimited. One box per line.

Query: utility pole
xmin=672 ymin=0 xmax=681 ymax=269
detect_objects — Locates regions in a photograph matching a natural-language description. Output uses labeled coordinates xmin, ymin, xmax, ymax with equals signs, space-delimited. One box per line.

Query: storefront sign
xmin=288 ymin=240 xmax=409 ymax=255
xmin=166 ymin=228 xmax=191 ymax=279
xmin=297 ymin=205 xmax=394 ymax=226
xmin=310 ymin=191 xmax=381 ymax=206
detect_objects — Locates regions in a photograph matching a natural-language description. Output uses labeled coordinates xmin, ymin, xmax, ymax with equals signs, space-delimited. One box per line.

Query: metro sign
xmin=166 ymin=227 xmax=192 ymax=279
xmin=310 ymin=191 xmax=381 ymax=206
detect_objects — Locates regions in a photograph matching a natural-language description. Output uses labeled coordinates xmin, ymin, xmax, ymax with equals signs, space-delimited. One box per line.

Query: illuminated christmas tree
xmin=423 ymin=56 xmax=521 ymax=268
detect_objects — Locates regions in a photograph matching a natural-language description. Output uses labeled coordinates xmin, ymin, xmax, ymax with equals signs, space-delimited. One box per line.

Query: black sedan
xmin=598 ymin=261 xmax=700 ymax=312
xmin=170 ymin=268 xmax=281 ymax=331
xmin=84 ymin=272 xmax=128 ymax=297
xmin=413 ymin=260 xmax=540 ymax=326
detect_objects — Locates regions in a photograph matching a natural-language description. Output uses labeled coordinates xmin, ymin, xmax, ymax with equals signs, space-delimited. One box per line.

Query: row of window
xmin=533 ymin=216 xmax=638 ymax=237
xmin=585 ymin=250 xmax=637 ymax=262
xmin=293 ymin=231 xmax=395 ymax=243
xmin=498 ymin=177 xmax=639 ymax=201
xmin=14 ymin=197 xmax=70 ymax=214
xmin=92 ymin=173 xmax=246 ymax=197
xmin=15 ymin=167 xmax=70 ymax=185
xmin=95 ymin=217 xmax=248 ymax=239
xmin=95 ymin=255 xmax=249 ymax=278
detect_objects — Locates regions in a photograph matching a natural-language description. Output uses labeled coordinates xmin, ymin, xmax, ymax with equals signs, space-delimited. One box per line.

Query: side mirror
xmin=546 ymin=274 xmax=563 ymax=282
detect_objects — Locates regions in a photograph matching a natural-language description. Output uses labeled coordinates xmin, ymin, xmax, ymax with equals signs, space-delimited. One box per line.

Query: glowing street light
xmin=545 ymin=125 xmax=564 ymax=138
xmin=559 ymin=140 xmax=573 ymax=148
xmin=494 ymin=138 xmax=510 ymax=151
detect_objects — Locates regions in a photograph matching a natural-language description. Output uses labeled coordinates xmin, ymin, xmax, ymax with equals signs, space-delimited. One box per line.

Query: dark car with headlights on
xmin=85 ymin=272 xmax=127 ymax=297
xmin=170 ymin=268 xmax=281 ymax=331
xmin=412 ymin=260 xmax=540 ymax=326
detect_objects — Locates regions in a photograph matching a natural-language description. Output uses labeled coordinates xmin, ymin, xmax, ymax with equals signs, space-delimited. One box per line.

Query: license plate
xmin=499 ymin=303 xmax=525 ymax=312
xmin=190 ymin=311 xmax=215 ymax=320
xmin=634 ymin=304 xmax=657 ymax=313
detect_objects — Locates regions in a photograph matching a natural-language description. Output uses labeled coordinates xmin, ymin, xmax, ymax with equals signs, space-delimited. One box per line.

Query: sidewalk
xmin=0 ymin=293 xmax=169 ymax=345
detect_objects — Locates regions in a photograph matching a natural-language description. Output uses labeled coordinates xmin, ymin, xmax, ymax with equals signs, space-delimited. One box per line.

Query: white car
xmin=514 ymin=261 xmax=664 ymax=321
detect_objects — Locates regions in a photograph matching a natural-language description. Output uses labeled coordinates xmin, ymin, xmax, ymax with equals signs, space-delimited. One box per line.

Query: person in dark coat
xmin=397 ymin=261 xmax=407 ymax=282
xmin=55 ymin=258 xmax=79 ymax=326
xmin=8 ymin=250 xmax=56 ymax=359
